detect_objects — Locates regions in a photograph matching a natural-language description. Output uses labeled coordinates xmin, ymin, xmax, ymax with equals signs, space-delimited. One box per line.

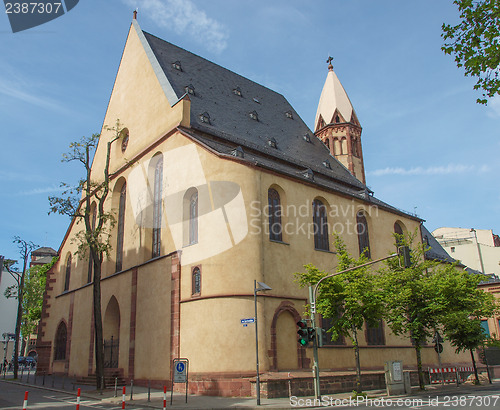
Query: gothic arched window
xmin=54 ymin=321 xmax=67 ymax=360
xmin=64 ymin=254 xmax=71 ymax=291
xmin=192 ymin=266 xmax=201 ymax=295
xmin=189 ymin=190 xmax=198 ymax=245
xmin=268 ymin=188 xmax=282 ymax=242
xmin=313 ymin=199 xmax=329 ymax=251
xmin=152 ymin=156 xmax=163 ymax=258
xmin=116 ymin=182 xmax=126 ymax=272
xmin=356 ymin=211 xmax=371 ymax=259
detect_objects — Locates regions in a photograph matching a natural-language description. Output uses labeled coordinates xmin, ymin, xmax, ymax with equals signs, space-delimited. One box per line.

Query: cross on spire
xmin=326 ymin=56 xmax=333 ymax=71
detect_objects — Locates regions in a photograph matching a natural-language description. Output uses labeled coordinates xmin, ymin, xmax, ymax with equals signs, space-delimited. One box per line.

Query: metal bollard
xmin=43 ymin=371 xmax=46 ymax=386
xmin=33 ymin=372 xmax=37 ymax=385
xmin=114 ymin=377 xmax=118 ymax=397
xmin=130 ymin=379 xmax=134 ymax=401
xmin=148 ymin=380 xmax=151 ymax=402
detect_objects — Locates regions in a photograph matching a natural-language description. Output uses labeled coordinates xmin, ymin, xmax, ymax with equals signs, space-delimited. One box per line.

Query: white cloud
xmin=369 ymin=163 xmax=490 ymax=177
xmin=14 ymin=185 xmax=65 ymax=196
xmin=123 ymin=0 xmax=228 ymax=54
xmin=487 ymin=96 xmax=500 ymax=118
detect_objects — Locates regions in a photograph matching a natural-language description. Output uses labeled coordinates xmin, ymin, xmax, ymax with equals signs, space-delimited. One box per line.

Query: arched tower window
xmin=268 ymin=188 xmax=282 ymax=242
xmin=54 ymin=321 xmax=67 ymax=360
xmin=313 ymin=199 xmax=329 ymax=251
xmin=192 ymin=266 xmax=201 ymax=295
xmin=152 ymin=155 xmax=163 ymax=258
xmin=189 ymin=190 xmax=198 ymax=245
xmin=64 ymin=254 xmax=72 ymax=292
xmin=116 ymin=182 xmax=126 ymax=272
xmin=356 ymin=211 xmax=371 ymax=259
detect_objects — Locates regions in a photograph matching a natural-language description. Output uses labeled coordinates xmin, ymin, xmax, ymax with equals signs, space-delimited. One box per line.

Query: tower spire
xmin=314 ymin=61 xmax=366 ymax=184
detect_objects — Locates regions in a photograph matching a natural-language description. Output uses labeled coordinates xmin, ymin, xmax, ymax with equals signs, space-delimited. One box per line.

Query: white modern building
xmin=432 ymin=227 xmax=500 ymax=277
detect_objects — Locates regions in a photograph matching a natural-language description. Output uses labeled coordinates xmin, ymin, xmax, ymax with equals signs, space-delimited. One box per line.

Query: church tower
xmin=314 ymin=57 xmax=366 ymax=184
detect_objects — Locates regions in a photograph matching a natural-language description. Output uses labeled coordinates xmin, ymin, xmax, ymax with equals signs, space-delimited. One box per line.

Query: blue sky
xmin=1 ymin=0 xmax=498 ymax=262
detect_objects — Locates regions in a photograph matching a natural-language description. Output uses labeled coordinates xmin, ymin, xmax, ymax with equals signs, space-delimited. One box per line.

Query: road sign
xmin=173 ymin=359 xmax=188 ymax=383
xmin=241 ymin=318 xmax=255 ymax=325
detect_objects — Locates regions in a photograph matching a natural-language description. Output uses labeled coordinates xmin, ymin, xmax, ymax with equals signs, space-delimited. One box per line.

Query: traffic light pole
xmin=309 ymin=286 xmax=321 ymax=400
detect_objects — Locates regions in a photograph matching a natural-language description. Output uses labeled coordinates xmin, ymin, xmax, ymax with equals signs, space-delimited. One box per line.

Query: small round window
xmin=120 ymin=128 xmax=129 ymax=153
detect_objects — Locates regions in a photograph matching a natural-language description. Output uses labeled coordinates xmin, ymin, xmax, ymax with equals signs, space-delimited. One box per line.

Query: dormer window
xmin=322 ymin=160 xmax=331 ymax=169
xmin=185 ymin=84 xmax=195 ymax=95
xmin=249 ymin=111 xmax=259 ymax=121
xmin=231 ymin=146 xmax=244 ymax=158
xmin=285 ymin=111 xmax=293 ymax=119
xmin=233 ymin=87 xmax=242 ymax=97
xmin=303 ymin=134 xmax=311 ymax=143
xmin=302 ymin=168 xmax=314 ymax=180
xmin=199 ymin=112 xmax=211 ymax=124
xmin=172 ymin=61 xmax=182 ymax=71
xmin=335 ymin=115 xmax=340 ymax=123
xmin=267 ymin=137 xmax=277 ymax=149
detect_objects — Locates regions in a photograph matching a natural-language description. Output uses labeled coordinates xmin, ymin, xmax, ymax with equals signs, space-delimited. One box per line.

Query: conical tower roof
xmin=315 ymin=62 xmax=358 ymax=130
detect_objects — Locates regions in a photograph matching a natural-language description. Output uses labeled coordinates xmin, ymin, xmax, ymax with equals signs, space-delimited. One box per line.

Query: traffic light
xmin=307 ymin=327 xmax=316 ymax=344
xmin=297 ymin=320 xmax=309 ymax=346
xmin=398 ymin=246 xmax=412 ymax=268
xmin=316 ymin=327 xmax=327 ymax=348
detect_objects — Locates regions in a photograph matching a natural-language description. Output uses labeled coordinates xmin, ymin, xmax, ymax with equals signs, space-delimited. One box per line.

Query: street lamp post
xmin=254 ymin=280 xmax=272 ymax=406
xmin=470 ymin=228 xmax=485 ymax=274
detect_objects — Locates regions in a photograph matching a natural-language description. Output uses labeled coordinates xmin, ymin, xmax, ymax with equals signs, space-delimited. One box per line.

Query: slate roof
xmin=422 ymin=225 xmax=457 ymax=263
xmin=137 ymin=23 xmax=420 ymax=220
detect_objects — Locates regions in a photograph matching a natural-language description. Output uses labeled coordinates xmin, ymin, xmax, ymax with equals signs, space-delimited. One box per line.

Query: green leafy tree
xmin=433 ymin=264 xmax=497 ymax=383
xmin=20 ymin=257 xmax=58 ymax=346
xmin=2 ymin=237 xmax=37 ymax=379
xmin=295 ymin=234 xmax=384 ymax=394
xmin=442 ymin=0 xmax=500 ymax=104
xmin=48 ymin=120 xmax=124 ymax=390
xmin=379 ymin=231 xmax=440 ymax=390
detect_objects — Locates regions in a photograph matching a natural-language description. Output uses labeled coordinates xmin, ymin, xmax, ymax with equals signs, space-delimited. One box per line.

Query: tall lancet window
xmin=356 ymin=211 xmax=371 ymax=259
xmin=116 ymin=183 xmax=126 ymax=272
xmin=64 ymin=254 xmax=72 ymax=291
xmin=313 ymin=199 xmax=329 ymax=251
xmin=268 ymin=188 xmax=282 ymax=242
xmin=189 ymin=190 xmax=198 ymax=245
xmin=152 ymin=156 xmax=163 ymax=258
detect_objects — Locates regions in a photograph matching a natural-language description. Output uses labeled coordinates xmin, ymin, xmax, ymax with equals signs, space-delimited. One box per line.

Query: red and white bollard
xmin=76 ymin=387 xmax=81 ymax=410
xmin=121 ymin=386 xmax=126 ymax=409
xmin=163 ymin=385 xmax=167 ymax=410
xmin=22 ymin=391 xmax=29 ymax=410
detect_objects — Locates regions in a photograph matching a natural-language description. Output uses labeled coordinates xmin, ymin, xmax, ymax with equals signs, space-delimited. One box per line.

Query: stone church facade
xmin=37 ymin=16 xmax=470 ymax=396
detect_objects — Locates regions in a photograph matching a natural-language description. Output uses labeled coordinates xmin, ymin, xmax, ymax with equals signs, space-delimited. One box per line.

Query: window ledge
xmin=314 ymin=248 xmax=336 ymax=254
xmin=269 ymin=239 xmax=290 ymax=246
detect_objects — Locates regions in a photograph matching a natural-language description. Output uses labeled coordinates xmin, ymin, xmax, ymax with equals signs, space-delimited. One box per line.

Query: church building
xmin=37 ymin=15 xmax=471 ymax=397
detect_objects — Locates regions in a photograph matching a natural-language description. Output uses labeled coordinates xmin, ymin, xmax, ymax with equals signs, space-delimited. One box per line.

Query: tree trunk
xmin=93 ymin=253 xmax=105 ymax=390
xmin=13 ymin=290 xmax=23 ymax=379
xmin=13 ymin=268 xmax=27 ymax=379
xmin=470 ymin=348 xmax=480 ymax=385
xmin=352 ymin=326 xmax=362 ymax=394
xmin=415 ymin=342 xmax=425 ymax=390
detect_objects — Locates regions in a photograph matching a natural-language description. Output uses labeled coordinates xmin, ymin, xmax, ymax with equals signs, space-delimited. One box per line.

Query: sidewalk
xmin=2 ymin=369 xmax=499 ymax=409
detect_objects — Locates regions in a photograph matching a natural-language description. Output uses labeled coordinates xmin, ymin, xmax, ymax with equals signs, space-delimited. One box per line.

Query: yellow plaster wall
xmin=134 ymin=259 xmax=172 ymax=379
